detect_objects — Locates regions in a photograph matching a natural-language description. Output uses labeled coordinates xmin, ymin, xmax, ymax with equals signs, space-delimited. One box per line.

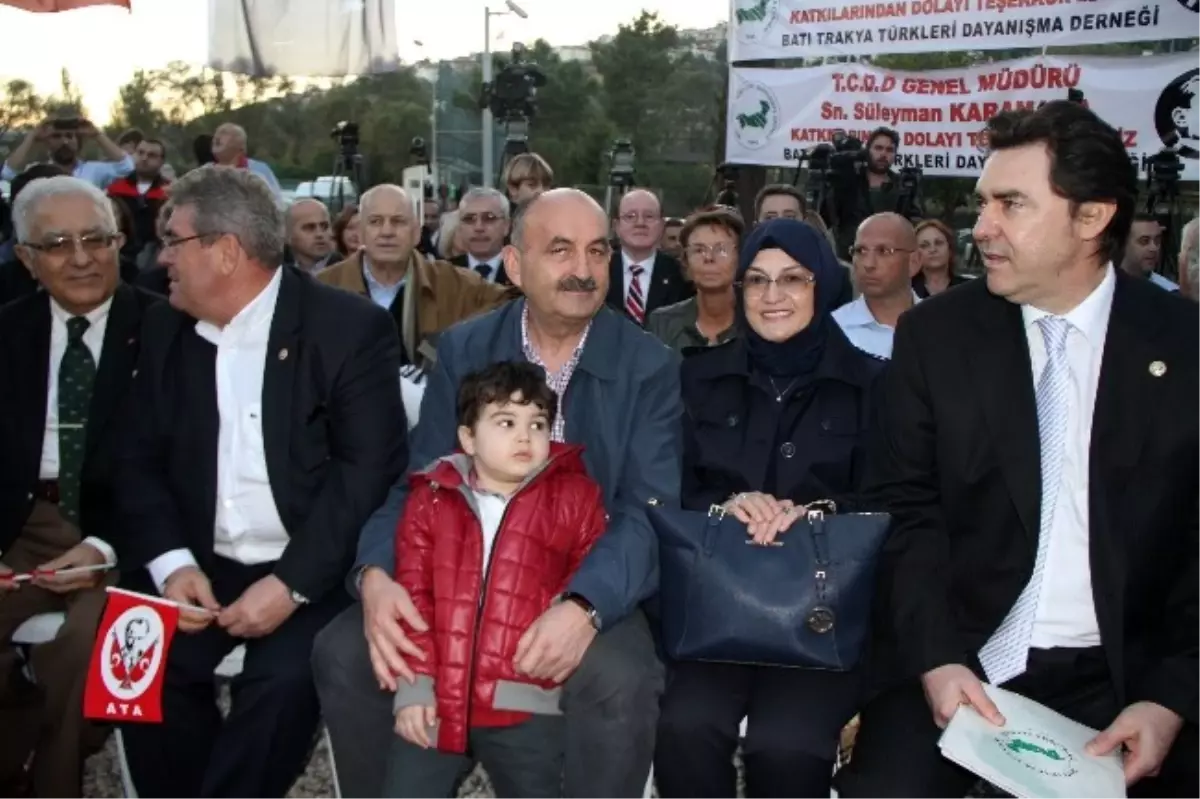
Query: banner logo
xmin=1174 ymin=0 xmax=1198 ymax=12
xmin=733 ymin=0 xmax=780 ymax=45
xmin=101 ymin=605 xmax=165 ymax=701
xmin=731 ymin=82 xmax=781 ymax=151
xmin=1155 ymin=69 xmax=1199 ymax=159
xmin=995 ymin=731 xmax=1078 ymax=778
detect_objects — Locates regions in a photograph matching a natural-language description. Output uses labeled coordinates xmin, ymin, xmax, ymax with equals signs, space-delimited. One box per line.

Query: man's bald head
xmin=286 ymin=198 xmax=326 ymax=225
xmin=285 ymin=199 xmax=332 ymax=268
xmin=212 ymin=123 xmax=248 ymax=165
xmin=618 ymin=189 xmax=661 ymax=216
xmin=512 ymin=188 xmax=607 ymax=250
xmin=358 ymin=184 xmax=418 ymax=268
xmin=360 ymin=184 xmax=414 ymax=217
xmin=858 ymin=212 xmax=917 ymax=249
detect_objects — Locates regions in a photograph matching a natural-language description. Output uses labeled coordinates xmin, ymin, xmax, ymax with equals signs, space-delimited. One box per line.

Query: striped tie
xmin=978 ymin=316 xmax=1072 ymax=685
xmin=626 ymin=263 xmax=646 ymax=325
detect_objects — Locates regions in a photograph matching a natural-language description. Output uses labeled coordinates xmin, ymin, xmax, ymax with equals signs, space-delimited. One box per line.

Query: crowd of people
xmin=0 ymin=99 xmax=1196 ymax=799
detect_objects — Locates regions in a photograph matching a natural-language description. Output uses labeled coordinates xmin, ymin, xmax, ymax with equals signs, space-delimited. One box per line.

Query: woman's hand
xmin=724 ymin=492 xmax=807 ymax=545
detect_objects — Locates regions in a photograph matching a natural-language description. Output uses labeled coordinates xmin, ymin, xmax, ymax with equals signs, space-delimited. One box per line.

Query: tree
xmin=47 ymin=68 xmax=86 ymax=118
xmin=109 ymin=69 xmax=167 ymax=137
xmin=0 ymin=79 xmax=47 ymax=142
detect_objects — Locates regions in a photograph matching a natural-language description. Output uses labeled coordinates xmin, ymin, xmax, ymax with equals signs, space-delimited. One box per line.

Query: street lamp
xmin=482 ymin=1 xmax=528 ymax=188
xmin=414 ymin=39 xmax=440 ymax=189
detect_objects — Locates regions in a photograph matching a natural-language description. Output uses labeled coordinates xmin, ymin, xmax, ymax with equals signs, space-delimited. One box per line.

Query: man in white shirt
xmin=839 ymin=101 xmax=1197 ymax=799
xmin=111 ymin=165 xmax=408 ymax=796
xmin=1 ymin=117 xmax=134 ymax=190
xmin=833 ymin=212 xmax=922 ymax=358
xmin=0 ymin=176 xmax=161 ymax=796
xmin=451 ymin=187 xmax=512 ymax=284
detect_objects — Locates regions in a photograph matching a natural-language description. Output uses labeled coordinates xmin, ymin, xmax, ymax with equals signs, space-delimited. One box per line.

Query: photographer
xmin=2 ymin=116 xmax=133 ymax=190
xmin=827 ymin=127 xmax=905 ymax=257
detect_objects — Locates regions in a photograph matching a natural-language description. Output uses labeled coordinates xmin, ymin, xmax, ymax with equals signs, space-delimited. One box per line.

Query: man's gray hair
xmin=168 ymin=165 xmax=285 ymax=266
xmin=13 ymin=175 xmax=116 ymax=243
xmin=1180 ymin=215 xmax=1200 ymax=250
xmin=460 ymin=186 xmax=510 ymax=218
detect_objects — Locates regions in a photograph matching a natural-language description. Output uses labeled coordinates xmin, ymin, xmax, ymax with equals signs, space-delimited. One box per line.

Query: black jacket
xmin=111 ymin=267 xmax=409 ymax=601
xmin=605 ymin=250 xmax=693 ymax=326
xmin=0 ymin=284 xmax=161 ymax=551
xmin=679 ymin=323 xmax=885 ymax=513
xmin=866 ymin=274 xmax=1199 ymax=723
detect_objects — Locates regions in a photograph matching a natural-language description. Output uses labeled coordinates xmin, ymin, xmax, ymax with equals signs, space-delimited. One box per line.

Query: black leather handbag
xmin=650 ymin=500 xmax=890 ymax=671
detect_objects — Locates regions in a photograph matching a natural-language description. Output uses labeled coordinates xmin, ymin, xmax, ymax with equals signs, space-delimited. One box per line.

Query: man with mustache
xmin=314 ymin=188 xmax=680 ymax=798
xmin=2 ymin=117 xmax=133 ymax=191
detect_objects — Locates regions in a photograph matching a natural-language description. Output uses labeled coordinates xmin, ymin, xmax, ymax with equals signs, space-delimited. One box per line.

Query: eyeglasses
xmin=461 ymin=212 xmax=504 ymax=225
xmin=685 ymin=243 xmax=733 ymax=260
xmin=23 ymin=232 xmax=118 ymax=257
xmin=737 ymin=272 xmax=816 ymax=298
xmin=849 ymin=245 xmax=914 ymax=260
xmin=160 ymin=233 xmax=212 ymax=250
xmin=618 ymin=212 xmax=661 ymax=224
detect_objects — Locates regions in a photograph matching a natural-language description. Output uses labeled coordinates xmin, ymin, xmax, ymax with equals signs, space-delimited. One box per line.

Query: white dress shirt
xmin=1023 ymin=264 xmax=1116 ymax=649
xmin=622 ymin=251 xmax=657 ymax=303
xmin=467 ymin=253 xmax=504 ymax=283
xmin=362 ymin=256 xmax=405 ymax=310
xmin=28 ymin=297 xmax=117 ymax=565
xmin=146 ymin=269 xmax=290 ymax=592
xmin=831 ymin=292 xmax=921 ymax=359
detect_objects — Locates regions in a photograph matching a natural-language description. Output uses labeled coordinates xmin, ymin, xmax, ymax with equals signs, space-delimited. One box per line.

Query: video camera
xmin=487 ymin=43 xmax=547 ymax=122
xmin=609 ymin=139 xmax=636 ymax=189
xmin=330 ymin=121 xmax=360 ymax=156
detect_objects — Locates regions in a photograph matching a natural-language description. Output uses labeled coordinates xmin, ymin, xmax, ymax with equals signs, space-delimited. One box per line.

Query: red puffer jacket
xmin=393 ymin=443 xmax=607 ymax=754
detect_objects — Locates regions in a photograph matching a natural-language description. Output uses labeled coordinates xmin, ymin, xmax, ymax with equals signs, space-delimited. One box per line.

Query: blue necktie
xmin=979 ymin=315 xmax=1071 ymax=684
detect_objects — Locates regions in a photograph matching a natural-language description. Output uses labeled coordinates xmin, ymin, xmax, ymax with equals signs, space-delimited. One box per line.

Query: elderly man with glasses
xmin=0 ymin=175 xmax=161 ymax=797
xmin=606 ymin=189 xmax=691 ymax=326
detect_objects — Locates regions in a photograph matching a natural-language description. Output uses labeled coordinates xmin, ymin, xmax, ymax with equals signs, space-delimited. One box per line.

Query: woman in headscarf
xmin=654 ymin=218 xmax=885 ymax=798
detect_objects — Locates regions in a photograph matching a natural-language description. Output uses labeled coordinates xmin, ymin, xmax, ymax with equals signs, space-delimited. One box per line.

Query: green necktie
xmin=58 ymin=315 xmax=96 ymax=525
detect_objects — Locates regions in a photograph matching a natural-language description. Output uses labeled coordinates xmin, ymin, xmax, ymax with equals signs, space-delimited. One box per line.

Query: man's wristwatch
xmin=560 ymin=592 xmax=601 ymax=631
xmin=290 ymin=589 xmax=310 ymax=606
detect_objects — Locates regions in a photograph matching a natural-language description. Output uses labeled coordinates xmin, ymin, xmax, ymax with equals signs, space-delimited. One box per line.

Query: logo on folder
xmin=995 ymin=730 xmax=1078 ymax=778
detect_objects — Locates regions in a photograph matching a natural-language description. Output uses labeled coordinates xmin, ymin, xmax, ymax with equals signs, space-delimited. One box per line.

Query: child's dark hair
xmin=457 ymin=361 xmax=557 ymax=430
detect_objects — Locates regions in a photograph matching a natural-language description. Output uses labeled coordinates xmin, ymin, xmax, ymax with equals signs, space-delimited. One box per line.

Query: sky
xmin=0 ymin=0 xmax=729 ymax=123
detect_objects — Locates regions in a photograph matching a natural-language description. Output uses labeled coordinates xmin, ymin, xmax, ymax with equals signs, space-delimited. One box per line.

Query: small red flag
xmin=0 ymin=1 xmax=130 ymax=11
xmin=83 ymin=587 xmax=180 ymax=724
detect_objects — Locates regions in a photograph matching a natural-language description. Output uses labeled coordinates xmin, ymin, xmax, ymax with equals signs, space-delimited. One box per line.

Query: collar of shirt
xmin=362 ymin=255 xmax=407 ymax=293
xmin=468 ymin=253 xmax=502 ymax=271
xmin=622 ymin=250 xmax=655 ymax=274
xmin=834 ymin=291 xmax=921 ymax=329
xmin=520 ymin=303 xmax=591 ymax=377
xmin=195 ymin=267 xmax=283 ymax=345
xmin=1020 ymin=262 xmax=1116 ymax=346
xmin=50 ymin=294 xmax=113 ymax=330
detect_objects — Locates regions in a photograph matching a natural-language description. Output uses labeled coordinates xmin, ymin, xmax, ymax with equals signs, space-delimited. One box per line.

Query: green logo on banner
xmin=731 ymin=82 xmax=781 ymax=151
xmin=733 ymin=0 xmax=779 ymax=44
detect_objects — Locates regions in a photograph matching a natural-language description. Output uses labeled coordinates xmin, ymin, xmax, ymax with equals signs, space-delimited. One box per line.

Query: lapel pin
xmin=131 ymin=369 xmax=138 ymax=377
xmin=127 ymin=337 xmax=135 ymax=345
xmin=1149 ymin=360 xmax=1166 ymax=377
xmin=278 ymin=348 xmax=289 ymax=361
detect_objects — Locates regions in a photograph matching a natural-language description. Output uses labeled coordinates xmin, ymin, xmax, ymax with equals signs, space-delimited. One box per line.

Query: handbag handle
xmin=703 ymin=504 xmax=726 ymax=556
xmin=806 ymin=507 xmax=837 ymax=634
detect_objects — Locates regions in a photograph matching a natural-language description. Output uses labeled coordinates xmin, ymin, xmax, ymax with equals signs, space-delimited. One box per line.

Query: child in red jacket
xmin=385 ymin=361 xmax=608 ymax=798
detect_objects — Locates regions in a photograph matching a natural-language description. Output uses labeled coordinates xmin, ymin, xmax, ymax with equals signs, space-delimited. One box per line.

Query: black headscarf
xmin=737 ymin=218 xmax=843 ymax=378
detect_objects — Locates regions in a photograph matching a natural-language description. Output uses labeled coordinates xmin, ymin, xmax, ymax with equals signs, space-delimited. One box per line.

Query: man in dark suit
xmin=838 ymin=102 xmax=1198 ymax=797
xmin=0 ymin=176 xmax=161 ymax=797
xmin=605 ymin=189 xmax=691 ymax=325
xmin=448 ymin=186 xmax=513 ymax=285
xmin=110 ymin=165 xmax=408 ymax=796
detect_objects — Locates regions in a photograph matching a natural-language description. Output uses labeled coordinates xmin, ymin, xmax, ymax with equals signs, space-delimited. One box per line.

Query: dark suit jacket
xmin=112 ymin=267 xmax=409 ymax=600
xmin=0 ymin=284 xmax=160 ymax=551
xmin=867 ymin=274 xmax=1198 ymax=723
xmin=605 ymin=250 xmax=692 ymax=325
xmin=449 ymin=253 xmax=512 ymax=286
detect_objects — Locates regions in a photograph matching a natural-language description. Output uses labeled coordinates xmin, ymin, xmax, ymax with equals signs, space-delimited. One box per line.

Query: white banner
xmin=725 ymin=53 xmax=1200 ymax=179
xmin=728 ymin=0 xmax=1200 ymax=61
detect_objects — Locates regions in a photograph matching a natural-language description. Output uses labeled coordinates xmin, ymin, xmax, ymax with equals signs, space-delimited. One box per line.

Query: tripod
xmin=328 ymin=147 xmax=366 ymax=213
xmin=496 ymin=114 xmax=531 ymax=188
